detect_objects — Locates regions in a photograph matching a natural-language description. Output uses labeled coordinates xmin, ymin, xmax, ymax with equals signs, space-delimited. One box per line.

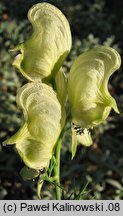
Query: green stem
xmin=53 ymin=115 xmax=71 ymax=200
xmin=54 ymin=137 xmax=62 ymax=200
xmin=36 ymin=115 xmax=70 ymax=199
xmin=37 ymin=175 xmax=44 ymax=199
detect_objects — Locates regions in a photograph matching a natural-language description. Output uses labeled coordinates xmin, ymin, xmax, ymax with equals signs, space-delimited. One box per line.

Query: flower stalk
xmin=54 ymin=137 xmax=62 ymax=200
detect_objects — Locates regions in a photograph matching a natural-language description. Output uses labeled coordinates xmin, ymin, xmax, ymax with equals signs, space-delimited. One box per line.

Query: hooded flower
xmin=11 ymin=3 xmax=72 ymax=82
xmin=68 ymin=46 xmax=121 ymax=157
xmin=3 ymin=82 xmax=62 ymax=170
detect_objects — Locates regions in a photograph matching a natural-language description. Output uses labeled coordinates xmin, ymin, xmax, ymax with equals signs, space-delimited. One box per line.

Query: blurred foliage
xmin=0 ymin=0 xmax=123 ymax=199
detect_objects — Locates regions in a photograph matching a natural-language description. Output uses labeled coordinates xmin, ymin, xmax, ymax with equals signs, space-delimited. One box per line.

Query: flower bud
xmin=55 ymin=68 xmax=67 ymax=128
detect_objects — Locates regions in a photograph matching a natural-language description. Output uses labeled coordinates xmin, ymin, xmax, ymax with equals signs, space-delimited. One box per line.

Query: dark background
xmin=0 ymin=0 xmax=123 ymax=199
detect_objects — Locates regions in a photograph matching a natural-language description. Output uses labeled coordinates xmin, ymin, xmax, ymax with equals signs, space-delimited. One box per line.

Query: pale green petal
xmin=3 ymin=123 xmax=29 ymax=145
xmin=55 ymin=68 xmax=67 ymax=127
xmin=68 ymin=46 xmax=121 ymax=129
xmin=12 ymin=3 xmax=72 ymax=81
xmin=4 ymin=82 xmax=61 ymax=170
xmin=20 ymin=166 xmax=39 ymax=180
xmin=71 ymin=126 xmax=77 ymax=159
xmin=71 ymin=126 xmax=93 ymax=159
xmin=76 ymin=129 xmax=93 ymax=147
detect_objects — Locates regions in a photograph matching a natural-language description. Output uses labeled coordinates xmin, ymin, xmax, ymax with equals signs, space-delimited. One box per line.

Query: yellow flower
xmin=11 ymin=3 xmax=72 ymax=82
xmin=4 ymin=82 xmax=62 ymax=170
xmin=68 ymin=46 xmax=121 ymax=157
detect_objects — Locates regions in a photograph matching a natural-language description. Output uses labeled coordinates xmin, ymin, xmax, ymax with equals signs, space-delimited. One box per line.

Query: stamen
xmin=72 ymin=122 xmax=92 ymax=136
